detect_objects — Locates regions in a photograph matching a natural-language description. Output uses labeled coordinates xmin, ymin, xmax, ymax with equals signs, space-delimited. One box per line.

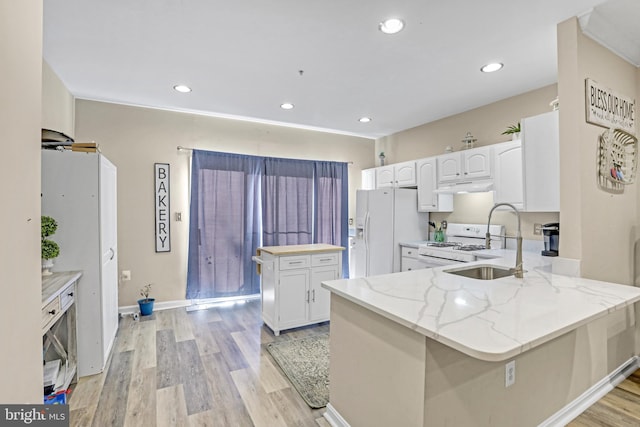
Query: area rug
xmin=266 ymin=333 xmax=329 ymax=409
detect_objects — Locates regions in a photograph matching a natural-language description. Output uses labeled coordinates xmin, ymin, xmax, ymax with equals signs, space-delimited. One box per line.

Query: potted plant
xmin=41 ymin=216 xmax=60 ymax=276
xmin=502 ymin=123 xmax=521 ymax=140
xmin=138 ymin=284 xmax=155 ymax=316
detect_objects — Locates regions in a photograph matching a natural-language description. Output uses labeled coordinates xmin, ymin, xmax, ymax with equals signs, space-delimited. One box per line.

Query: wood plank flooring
xmin=68 ymin=299 xmax=330 ymax=427
xmin=568 ymin=370 xmax=640 ymax=427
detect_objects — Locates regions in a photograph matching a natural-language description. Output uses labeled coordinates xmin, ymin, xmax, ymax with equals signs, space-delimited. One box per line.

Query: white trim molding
xmin=539 ymin=356 xmax=640 ymax=426
xmin=324 ymin=403 xmax=351 ymax=427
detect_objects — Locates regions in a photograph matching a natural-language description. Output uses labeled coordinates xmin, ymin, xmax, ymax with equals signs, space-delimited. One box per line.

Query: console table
xmin=42 ymin=271 xmax=82 ymax=394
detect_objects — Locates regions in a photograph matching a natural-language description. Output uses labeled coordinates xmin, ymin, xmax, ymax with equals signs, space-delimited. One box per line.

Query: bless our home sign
xmin=155 ymin=163 xmax=171 ymax=252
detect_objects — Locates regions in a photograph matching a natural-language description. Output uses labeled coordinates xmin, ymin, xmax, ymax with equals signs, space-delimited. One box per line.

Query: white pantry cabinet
xmin=493 ymin=110 xmax=560 ymax=212
xmin=437 ymin=146 xmax=492 ymax=184
xmin=416 ymin=157 xmax=453 ymax=212
xmin=376 ymin=161 xmax=416 ymax=188
xmin=255 ymin=244 xmax=344 ymax=336
xmin=41 ymin=150 xmax=118 ymax=377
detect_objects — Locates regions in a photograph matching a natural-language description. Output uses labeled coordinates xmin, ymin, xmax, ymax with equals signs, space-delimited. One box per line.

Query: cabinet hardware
xmin=312 ymin=289 xmax=315 ymax=302
xmin=289 ymin=261 xmax=303 ymax=265
xmin=49 ymin=309 xmax=56 ymax=315
xmin=67 ymin=292 xmax=74 ymax=297
xmin=319 ymin=258 xmax=332 ymax=262
xmin=306 ymin=290 xmax=310 ymax=303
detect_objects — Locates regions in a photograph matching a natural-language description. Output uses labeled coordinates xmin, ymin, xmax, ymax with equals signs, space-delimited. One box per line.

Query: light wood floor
xmin=568 ymin=370 xmax=640 ymax=426
xmin=68 ymin=299 xmax=330 ymax=427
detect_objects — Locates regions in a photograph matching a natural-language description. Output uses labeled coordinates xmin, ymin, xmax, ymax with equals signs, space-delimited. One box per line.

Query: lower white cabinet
xmin=401 ymin=246 xmax=430 ymax=272
xmin=257 ymin=246 xmax=343 ymax=336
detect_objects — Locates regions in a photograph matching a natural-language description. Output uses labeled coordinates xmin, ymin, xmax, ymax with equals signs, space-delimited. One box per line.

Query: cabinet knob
xmin=67 ymin=292 xmax=74 ymax=297
xmin=48 ymin=309 xmax=56 ymax=315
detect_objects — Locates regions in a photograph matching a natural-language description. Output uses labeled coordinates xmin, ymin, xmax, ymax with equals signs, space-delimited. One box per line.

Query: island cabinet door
xmin=309 ymin=265 xmax=338 ymax=322
xmin=278 ymin=269 xmax=310 ymax=328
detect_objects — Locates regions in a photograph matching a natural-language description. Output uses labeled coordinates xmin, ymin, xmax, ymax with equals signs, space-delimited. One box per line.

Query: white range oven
xmin=416 ymin=223 xmax=505 ymax=268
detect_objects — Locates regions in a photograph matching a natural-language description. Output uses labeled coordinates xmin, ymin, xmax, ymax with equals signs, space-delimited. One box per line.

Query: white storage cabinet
xmin=493 ymin=140 xmax=524 ymax=208
xmin=259 ymin=248 xmax=342 ymax=336
xmin=361 ymin=168 xmax=376 ymax=190
xmin=41 ymin=150 xmax=119 ymax=377
xmin=437 ymin=146 xmax=492 ymax=184
xmin=376 ymin=161 xmax=417 ymax=188
xmin=416 ymin=157 xmax=453 ymax=212
xmin=400 ymin=246 xmax=430 ymax=272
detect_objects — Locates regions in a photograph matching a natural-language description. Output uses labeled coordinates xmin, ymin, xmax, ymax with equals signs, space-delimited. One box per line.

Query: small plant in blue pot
xmin=138 ymin=284 xmax=155 ymax=316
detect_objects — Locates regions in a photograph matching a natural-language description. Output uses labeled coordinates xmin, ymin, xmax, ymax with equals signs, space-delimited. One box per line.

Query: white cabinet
xmin=256 ymin=246 xmax=343 ymax=336
xmin=416 ymin=157 xmax=453 ymax=212
xmin=493 ymin=140 xmax=524 ymax=208
xmin=400 ymin=246 xmax=429 ymax=272
xmin=437 ymin=146 xmax=492 ymax=184
xmin=361 ymin=168 xmax=376 ymax=190
xmin=41 ymin=150 xmax=119 ymax=377
xmin=493 ymin=111 xmax=560 ymax=212
xmin=375 ymin=161 xmax=416 ymax=188
xmin=521 ymin=110 xmax=559 ymax=211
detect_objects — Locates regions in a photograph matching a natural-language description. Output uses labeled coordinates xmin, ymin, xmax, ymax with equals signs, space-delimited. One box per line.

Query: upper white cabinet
xmin=493 ymin=140 xmax=524 ymax=208
xmin=416 ymin=157 xmax=453 ymax=212
xmin=361 ymin=168 xmax=376 ymax=190
xmin=493 ymin=110 xmax=560 ymax=212
xmin=376 ymin=161 xmax=416 ymax=188
xmin=521 ymin=110 xmax=559 ymax=211
xmin=437 ymin=146 xmax=492 ymax=184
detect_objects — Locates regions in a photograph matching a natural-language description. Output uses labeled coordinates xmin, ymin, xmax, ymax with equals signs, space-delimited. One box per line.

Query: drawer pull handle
xmin=319 ymin=258 xmax=332 ymax=262
xmin=289 ymin=261 xmax=304 ymax=265
xmin=48 ymin=309 xmax=56 ymax=315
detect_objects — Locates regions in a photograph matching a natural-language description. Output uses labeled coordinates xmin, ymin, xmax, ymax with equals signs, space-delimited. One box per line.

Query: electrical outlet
xmin=533 ymin=223 xmax=542 ymax=235
xmin=121 ymin=270 xmax=131 ymax=281
xmin=505 ymin=360 xmax=516 ymax=387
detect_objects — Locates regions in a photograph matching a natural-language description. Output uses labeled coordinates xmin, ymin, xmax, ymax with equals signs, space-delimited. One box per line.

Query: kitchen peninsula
xmin=321 ymin=251 xmax=640 ymax=427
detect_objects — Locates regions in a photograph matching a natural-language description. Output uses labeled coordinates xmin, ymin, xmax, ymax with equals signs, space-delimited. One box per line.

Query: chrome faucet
xmin=486 ymin=203 xmax=523 ymax=278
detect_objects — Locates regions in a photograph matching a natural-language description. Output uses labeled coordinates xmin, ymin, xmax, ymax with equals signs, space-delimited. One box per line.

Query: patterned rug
xmin=266 ymin=333 xmax=329 ymax=409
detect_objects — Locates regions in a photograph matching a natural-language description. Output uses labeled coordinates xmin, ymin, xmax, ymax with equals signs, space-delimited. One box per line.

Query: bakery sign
xmin=155 ymin=163 xmax=171 ymax=252
xmin=586 ymin=78 xmax=636 ymax=135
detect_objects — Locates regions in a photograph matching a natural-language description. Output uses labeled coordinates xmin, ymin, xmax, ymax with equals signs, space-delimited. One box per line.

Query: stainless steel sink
xmin=444 ymin=264 xmax=517 ymax=280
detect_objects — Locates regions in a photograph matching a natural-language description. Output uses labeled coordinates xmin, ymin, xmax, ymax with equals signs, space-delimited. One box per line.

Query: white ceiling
xmin=43 ymin=0 xmax=638 ymax=139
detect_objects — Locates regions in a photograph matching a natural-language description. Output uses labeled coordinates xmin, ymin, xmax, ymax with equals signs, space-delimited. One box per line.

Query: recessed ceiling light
xmin=280 ymin=103 xmax=294 ymax=110
xmin=173 ymin=84 xmax=192 ymax=93
xmin=480 ymin=63 xmax=503 ymax=73
xmin=359 ymin=117 xmax=372 ymax=123
xmin=379 ymin=18 xmax=404 ymax=34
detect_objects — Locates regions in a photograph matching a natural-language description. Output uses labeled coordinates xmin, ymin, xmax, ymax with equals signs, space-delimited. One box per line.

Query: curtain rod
xmin=177 ymin=145 xmax=354 ymax=165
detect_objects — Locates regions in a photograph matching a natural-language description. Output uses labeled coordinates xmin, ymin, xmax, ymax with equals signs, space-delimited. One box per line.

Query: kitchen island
xmin=254 ymin=244 xmax=344 ymax=335
xmin=321 ymin=251 xmax=640 ymax=427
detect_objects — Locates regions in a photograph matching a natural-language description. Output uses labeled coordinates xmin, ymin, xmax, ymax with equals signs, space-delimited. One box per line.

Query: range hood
xmin=433 ymin=181 xmax=494 ymax=194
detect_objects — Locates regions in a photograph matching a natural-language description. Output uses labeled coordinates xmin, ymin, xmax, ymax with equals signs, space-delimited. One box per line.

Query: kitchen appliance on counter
xmin=353 ymin=188 xmax=429 ymax=277
xmin=541 ymin=222 xmax=559 ymax=257
xmin=417 ymin=223 xmax=505 ymax=267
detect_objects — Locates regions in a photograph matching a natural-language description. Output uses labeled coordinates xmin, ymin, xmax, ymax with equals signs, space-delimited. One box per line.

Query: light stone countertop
xmin=322 ymin=250 xmax=640 ymax=362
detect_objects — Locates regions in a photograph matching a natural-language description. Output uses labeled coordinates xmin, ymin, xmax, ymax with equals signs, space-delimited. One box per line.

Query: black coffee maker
xmin=541 ymin=223 xmax=559 ymax=257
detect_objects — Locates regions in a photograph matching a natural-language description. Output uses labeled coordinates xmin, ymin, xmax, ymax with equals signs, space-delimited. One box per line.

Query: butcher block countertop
xmin=257 ymin=243 xmax=345 ymax=255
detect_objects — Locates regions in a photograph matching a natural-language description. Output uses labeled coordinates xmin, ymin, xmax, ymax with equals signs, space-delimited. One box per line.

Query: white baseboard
xmin=539 ymin=355 xmax=640 ymax=426
xmin=324 ymin=403 xmax=350 ymax=427
xmin=118 ymin=299 xmax=190 ymax=315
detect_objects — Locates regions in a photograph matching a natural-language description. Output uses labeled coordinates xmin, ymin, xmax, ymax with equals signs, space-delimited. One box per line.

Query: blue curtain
xmin=187 ymin=150 xmax=349 ymax=299
xmin=187 ymin=150 xmax=263 ymax=299
xmin=262 ymin=157 xmax=315 ymax=246
xmin=314 ymin=161 xmax=349 ymax=277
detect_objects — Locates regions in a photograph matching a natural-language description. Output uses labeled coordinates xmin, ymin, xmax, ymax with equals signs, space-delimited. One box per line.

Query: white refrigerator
xmin=353 ymin=188 xmax=429 ymax=277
